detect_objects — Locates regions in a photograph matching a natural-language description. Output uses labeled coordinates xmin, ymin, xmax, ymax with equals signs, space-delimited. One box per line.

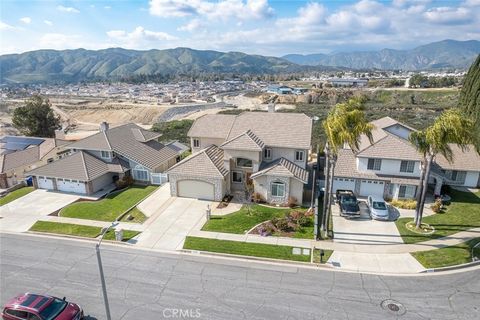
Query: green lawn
xmin=202 ymin=204 xmax=306 ymax=234
xmin=60 ymin=185 xmax=156 ymax=221
xmin=29 ymin=221 xmax=140 ymax=241
xmin=312 ymin=248 xmax=334 ymax=264
xmin=118 ymin=207 xmax=148 ymax=223
xmin=412 ymin=238 xmax=480 ymax=268
xmin=0 ymin=187 xmax=34 ymax=206
xmin=183 ymin=236 xmax=311 ymax=262
xmin=395 ymin=190 xmax=480 ymax=244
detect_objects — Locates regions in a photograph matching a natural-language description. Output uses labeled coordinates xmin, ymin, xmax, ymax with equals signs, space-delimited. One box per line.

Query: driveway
xmin=332 ymin=201 xmax=404 ymax=245
xmin=134 ymin=184 xmax=212 ymax=250
xmin=0 ymin=190 xmax=80 ymax=232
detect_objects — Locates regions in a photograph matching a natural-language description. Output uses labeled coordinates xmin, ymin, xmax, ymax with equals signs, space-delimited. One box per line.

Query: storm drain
xmin=381 ymin=299 xmax=406 ymax=316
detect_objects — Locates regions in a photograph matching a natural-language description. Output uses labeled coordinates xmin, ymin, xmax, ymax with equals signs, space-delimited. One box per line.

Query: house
xmin=332 ymin=117 xmax=480 ymax=200
xmin=266 ymin=85 xmax=294 ymax=95
xmin=167 ymin=112 xmax=312 ymax=204
xmin=328 ymin=78 xmax=368 ymax=87
xmin=0 ymin=136 xmax=71 ymax=189
xmin=28 ymin=122 xmax=186 ymax=195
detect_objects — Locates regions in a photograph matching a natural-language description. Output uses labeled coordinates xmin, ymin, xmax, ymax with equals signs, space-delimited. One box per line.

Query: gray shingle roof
xmin=130 ymin=128 xmax=162 ymax=142
xmin=251 ymin=158 xmax=309 ymax=183
xmin=434 ymin=145 xmax=480 ymax=171
xmin=167 ymin=145 xmax=227 ymax=178
xmin=188 ymin=114 xmax=237 ymax=139
xmin=28 ymin=151 xmax=128 ymax=181
xmin=356 ymin=133 xmax=422 ymax=161
xmin=67 ymin=123 xmax=176 ymax=170
xmin=220 ymin=130 xmax=265 ymax=151
xmin=0 ymin=147 xmax=39 ymax=172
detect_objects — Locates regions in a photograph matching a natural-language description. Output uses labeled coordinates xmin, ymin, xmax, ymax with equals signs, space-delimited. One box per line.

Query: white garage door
xmin=57 ymin=179 xmax=86 ymax=194
xmin=359 ymin=180 xmax=385 ymax=197
xmin=37 ymin=176 xmax=54 ymax=190
xmin=177 ymin=180 xmax=215 ymax=200
xmin=332 ymin=177 xmax=356 ymax=193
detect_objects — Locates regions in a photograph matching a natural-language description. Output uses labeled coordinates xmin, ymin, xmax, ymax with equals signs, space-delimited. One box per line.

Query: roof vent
xmin=99 ymin=122 xmax=109 ymax=132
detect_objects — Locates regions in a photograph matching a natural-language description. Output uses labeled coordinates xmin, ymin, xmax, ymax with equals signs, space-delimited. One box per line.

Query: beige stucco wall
xmin=289 ymin=178 xmax=304 ymax=204
xmin=168 ymin=173 xmax=226 ymax=201
xmin=265 ymin=147 xmax=308 ymax=169
xmin=252 ymin=175 xmax=304 ymax=205
xmin=191 ymin=137 xmax=225 ymax=153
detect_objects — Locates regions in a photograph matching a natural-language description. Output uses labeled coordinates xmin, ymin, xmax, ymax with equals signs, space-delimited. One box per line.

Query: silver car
xmin=367 ymin=195 xmax=389 ymax=220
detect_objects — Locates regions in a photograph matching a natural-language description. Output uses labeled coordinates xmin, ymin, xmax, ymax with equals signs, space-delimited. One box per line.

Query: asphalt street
xmin=0 ymin=233 xmax=479 ymax=320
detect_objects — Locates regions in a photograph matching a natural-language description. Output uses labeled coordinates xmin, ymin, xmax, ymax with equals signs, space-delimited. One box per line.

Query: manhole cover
xmin=381 ymin=299 xmax=406 ymax=316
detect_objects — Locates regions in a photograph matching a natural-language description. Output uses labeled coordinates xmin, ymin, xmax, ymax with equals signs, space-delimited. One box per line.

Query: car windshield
xmin=342 ymin=197 xmax=357 ymax=205
xmin=38 ymin=298 xmax=67 ymax=320
xmin=373 ymin=201 xmax=387 ymax=210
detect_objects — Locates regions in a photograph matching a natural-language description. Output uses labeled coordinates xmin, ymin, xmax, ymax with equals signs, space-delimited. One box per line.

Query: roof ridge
xmin=356 ymin=134 xmax=389 ymax=155
xmin=167 ymin=145 xmax=212 ymax=172
xmin=103 ymin=131 xmax=112 ymax=150
xmin=80 ymin=151 xmax=89 ymax=180
xmin=204 ymin=146 xmax=225 ymax=177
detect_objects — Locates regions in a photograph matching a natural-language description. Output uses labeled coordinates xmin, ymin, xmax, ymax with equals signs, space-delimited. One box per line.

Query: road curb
xmin=422 ymin=259 xmax=480 ymax=273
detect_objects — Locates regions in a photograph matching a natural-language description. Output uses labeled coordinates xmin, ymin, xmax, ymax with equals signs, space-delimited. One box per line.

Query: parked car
xmin=336 ymin=190 xmax=361 ymax=218
xmin=367 ymin=196 xmax=389 ymax=220
xmin=2 ymin=293 xmax=83 ymax=320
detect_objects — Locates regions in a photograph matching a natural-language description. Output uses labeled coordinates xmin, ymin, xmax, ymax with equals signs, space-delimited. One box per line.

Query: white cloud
xmin=44 ymin=20 xmax=53 ymax=26
xmin=20 ymin=17 xmax=31 ymax=24
xmin=149 ymin=0 xmax=273 ymax=20
xmin=0 ymin=21 xmax=15 ymax=30
xmin=106 ymin=26 xmax=178 ymax=48
xmin=104 ymin=6 xmax=111 ymax=10
xmin=57 ymin=5 xmax=80 ymax=13
xmin=39 ymin=33 xmax=82 ymax=49
xmin=178 ymin=19 xmax=203 ymax=32
xmin=424 ymin=7 xmax=473 ymax=24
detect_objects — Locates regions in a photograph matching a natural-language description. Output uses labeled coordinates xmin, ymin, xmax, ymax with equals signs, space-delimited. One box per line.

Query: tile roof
xmin=251 ymin=158 xmax=309 ymax=183
xmin=434 ymin=145 xmax=480 ymax=171
xmin=28 ymin=151 xmax=128 ymax=181
xmin=0 ymin=147 xmax=39 ymax=172
xmin=130 ymin=128 xmax=162 ymax=142
xmin=167 ymin=145 xmax=228 ymax=178
xmin=220 ymin=130 xmax=265 ymax=151
xmin=188 ymin=112 xmax=312 ymax=149
xmin=356 ymin=133 xmax=422 ymax=161
xmin=66 ymin=123 xmax=177 ymax=170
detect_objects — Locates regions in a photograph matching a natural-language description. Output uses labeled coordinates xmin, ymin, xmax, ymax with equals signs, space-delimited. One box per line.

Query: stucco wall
xmin=266 ymin=147 xmax=308 ymax=169
xmin=464 ymin=171 xmax=480 ymax=187
xmin=357 ymin=157 xmax=421 ymax=177
xmin=191 ymin=137 xmax=225 ymax=153
xmin=91 ymin=173 xmax=115 ymax=193
xmin=289 ymin=178 xmax=304 ymax=204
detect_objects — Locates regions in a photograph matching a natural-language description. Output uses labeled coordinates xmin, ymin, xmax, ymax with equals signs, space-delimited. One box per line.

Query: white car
xmin=367 ymin=196 xmax=389 ymax=220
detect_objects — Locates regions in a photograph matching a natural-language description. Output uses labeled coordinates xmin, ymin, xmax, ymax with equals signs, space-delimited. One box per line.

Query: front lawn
xmin=395 ymin=190 xmax=480 ymax=244
xmin=118 ymin=207 xmax=148 ymax=223
xmin=0 ymin=187 xmax=34 ymax=206
xmin=412 ymin=238 xmax=480 ymax=268
xmin=29 ymin=221 xmax=140 ymax=241
xmin=183 ymin=236 xmax=312 ymax=262
xmin=60 ymin=185 xmax=156 ymax=222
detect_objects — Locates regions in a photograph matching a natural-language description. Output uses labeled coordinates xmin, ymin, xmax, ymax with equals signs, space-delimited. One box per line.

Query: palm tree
xmin=409 ymin=108 xmax=478 ymax=228
xmin=321 ymin=98 xmax=374 ymax=234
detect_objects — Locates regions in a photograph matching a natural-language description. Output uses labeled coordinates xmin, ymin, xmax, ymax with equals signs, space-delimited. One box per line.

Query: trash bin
xmin=114 ymin=227 xmax=123 ymax=241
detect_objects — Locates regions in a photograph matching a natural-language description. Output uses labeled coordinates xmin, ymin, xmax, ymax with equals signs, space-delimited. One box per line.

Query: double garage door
xmin=56 ymin=179 xmax=86 ymax=194
xmin=359 ymin=179 xmax=385 ymax=197
xmin=177 ymin=180 xmax=215 ymax=201
xmin=332 ymin=177 xmax=356 ymax=193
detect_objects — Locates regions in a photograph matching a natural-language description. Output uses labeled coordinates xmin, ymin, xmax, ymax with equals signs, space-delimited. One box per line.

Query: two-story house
xmin=333 ymin=117 xmax=480 ymax=200
xmin=167 ymin=112 xmax=312 ymax=204
xmin=28 ymin=122 xmax=185 ymax=195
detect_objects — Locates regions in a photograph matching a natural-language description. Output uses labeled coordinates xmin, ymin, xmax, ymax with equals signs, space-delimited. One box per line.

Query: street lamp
xmin=96 ymin=221 xmax=118 ymax=320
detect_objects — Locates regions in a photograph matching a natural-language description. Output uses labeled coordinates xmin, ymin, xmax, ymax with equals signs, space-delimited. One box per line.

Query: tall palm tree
xmin=321 ymin=98 xmax=374 ymax=234
xmin=409 ymin=108 xmax=478 ymax=228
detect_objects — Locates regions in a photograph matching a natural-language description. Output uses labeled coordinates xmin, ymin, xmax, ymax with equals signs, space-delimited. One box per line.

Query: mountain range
xmin=282 ymin=40 xmax=480 ymax=70
xmin=1 ymin=40 xmax=479 ymax=84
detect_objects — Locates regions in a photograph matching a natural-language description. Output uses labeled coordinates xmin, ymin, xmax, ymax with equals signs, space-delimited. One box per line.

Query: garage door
xmin=177 ymin=180 xmax=215 ymax=200
xmin=37 ymin=176 xmax=54 ymax=190
xmin=332 ymin=177 xmax=356 ymax=193
xmin=57 ymin=179 xmax=86 ymax=194
xmin=359 ymin=180 xmax=385 ymax=197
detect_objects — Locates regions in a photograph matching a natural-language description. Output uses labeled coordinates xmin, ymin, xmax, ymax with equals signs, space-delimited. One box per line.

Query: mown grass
xmin=183 ymin=236 xmax=311 ymax=262
xmin=395 ymin=190 xmax=480 ymax=244
xmin=60 ymin=185 xmax=156 ymax=221
xmin=312 ymin=248 xmax=334 ymax=264
xmin=118 ymin=207 xmax=148 ymax=223
xmin=0 ymin=187 xmax=34 ymax=206
xmin=412 ymin=238 xmax=480 ymax=268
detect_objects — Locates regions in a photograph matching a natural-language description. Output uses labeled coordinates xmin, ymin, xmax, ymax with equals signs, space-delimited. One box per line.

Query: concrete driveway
xmin=332 ymin=201 xmax=404 ymax=245
xmin=0 ymin=190 xmax=80 ymax=232
xmin=134 ymin=184 xmax=212 ymax=251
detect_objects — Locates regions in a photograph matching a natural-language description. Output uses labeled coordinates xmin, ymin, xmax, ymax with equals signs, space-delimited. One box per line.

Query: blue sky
xmin=1 ymin=0 xmax=479 ymax=56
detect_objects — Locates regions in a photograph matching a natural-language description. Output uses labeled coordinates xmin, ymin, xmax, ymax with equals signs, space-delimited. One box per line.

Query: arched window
xmin=271 ymin=181 xmax=285 ymax=197
xmin=133 ymin=165 xmax=149 ymax=181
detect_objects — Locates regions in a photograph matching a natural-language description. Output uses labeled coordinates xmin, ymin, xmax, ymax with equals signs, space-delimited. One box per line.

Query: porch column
xmin=434 ymin=178 xmax=443 ymax=196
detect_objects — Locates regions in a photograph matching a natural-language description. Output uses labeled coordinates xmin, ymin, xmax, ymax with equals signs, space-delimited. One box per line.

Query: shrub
xmin=390 ymin=199 xmax=417 ymax=210
xmin=431 ymin=198 xmax=443 ymax=213
xmin=274 ymin=218 xmax=294 ymax=232
xmin=297 ymin=215 xmax=311 ymax=227
xmin=288 ymin=210 xmax=304 ymax=222
xmin=287 ymin=196 xmax=297 ymax=208
xmin=115 ymin=175 xmax=134 ymax=189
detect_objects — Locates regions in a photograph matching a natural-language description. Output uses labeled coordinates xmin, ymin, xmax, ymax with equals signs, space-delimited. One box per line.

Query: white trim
xmin=236 ymin=157 xmax=253 ymax=169
xmin=271 ymin=181 xmax=286 ymax=197
xmin=294 ymin=150 xmax=305 ymax=162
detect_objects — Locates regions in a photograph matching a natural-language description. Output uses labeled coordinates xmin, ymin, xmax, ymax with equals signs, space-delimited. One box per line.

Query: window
xmin=295 ymin=150 xmax=304 ymax=162
xmin=38 ymin=298 xmax=67 ymax=320
xmin=232 ymin=171 xmax=243 ymax=183
xmin=271 ymin=181 xmax=285 ymax=197
xmin=101 ymin=151 xmax=111 ymax=159
xmin=449 ymin=170 xmax=466 ymax=183
xmin=398 ymin=185 xmax=416 ymax=198
xmin=264 ymin=148 xmax=272 ymax=160
xmin=133 ymin=166 xmax=149 ymax=181
xmin=367 ymin=158 xmax=382 ymax=171
xmin=5 ymin=309 xmax=28 ymax=318
xmin=193 ymin=139 xmax=200 ymax=148
xmin=236 ymin=158 xmax=253 ymax=168
xmin=400 ymin=160 xmax=415 ymax=173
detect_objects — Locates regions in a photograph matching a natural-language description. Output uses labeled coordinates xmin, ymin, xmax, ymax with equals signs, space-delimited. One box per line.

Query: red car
xmin=2 ymin=293 xmax=83 ymax=320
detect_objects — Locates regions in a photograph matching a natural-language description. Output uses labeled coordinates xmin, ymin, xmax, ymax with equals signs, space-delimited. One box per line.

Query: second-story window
xmin=193 ymin=139 xmax=200 ymax=148
xmin=236 ymin=158 xmax=253 ymax=168
xmin=264 ymin=148 xmax=272 ymax=160
xmin=295 ymin=150 xmax=304 ymax=162
xmin=101 ymin=151 xmax=111 ymax=159
xmin=400 ymin=160 xmax=415 ymax=173
xmin=367 ymin=158 xmax=382 ymax=171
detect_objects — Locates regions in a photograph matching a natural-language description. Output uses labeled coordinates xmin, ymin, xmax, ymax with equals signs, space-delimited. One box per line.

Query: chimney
xmin=99 ymin=122 xmax=109 ymax=132
xmin=268 ymin=103 xmax=276 ymax=113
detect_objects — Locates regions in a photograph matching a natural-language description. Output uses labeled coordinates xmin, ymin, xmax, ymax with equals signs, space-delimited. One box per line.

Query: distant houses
xmin=327 ymin=78 xmax=368 ymax=87
xmin=266 ymin=85 xmax=308 ymax=95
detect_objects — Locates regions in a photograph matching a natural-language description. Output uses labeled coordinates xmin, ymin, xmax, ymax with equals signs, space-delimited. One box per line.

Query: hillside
xmin=283 ymin=40 xmax=480 ymax=70
xmin=0 ymin=47 xmax=300 ymax=84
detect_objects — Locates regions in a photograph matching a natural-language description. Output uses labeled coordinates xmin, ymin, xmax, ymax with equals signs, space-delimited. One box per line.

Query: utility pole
xmin=96 ymin=221 xmax=118 ymax=320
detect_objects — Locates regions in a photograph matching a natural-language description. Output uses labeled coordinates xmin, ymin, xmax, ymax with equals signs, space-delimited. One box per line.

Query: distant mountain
xmin=282 ymin=40 xmax=480 ymax=70
xmin=0 ymin=47 xmax=304 ymax=84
